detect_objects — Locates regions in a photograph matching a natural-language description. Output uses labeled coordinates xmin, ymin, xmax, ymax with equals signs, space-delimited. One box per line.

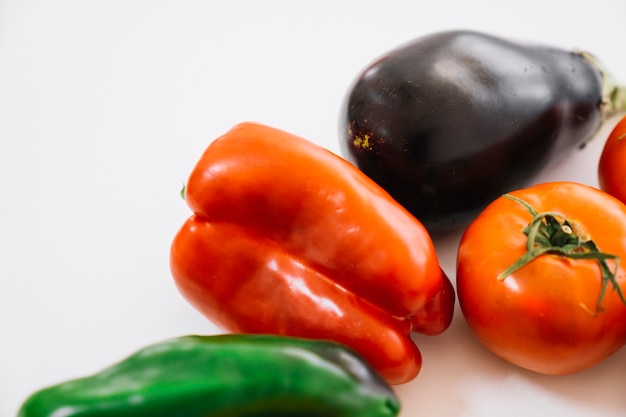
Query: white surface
xmin=2 ymin=1 xmax=626 ymax=416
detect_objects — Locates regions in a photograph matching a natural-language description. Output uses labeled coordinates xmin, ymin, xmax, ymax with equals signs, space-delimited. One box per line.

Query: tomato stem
xmin=497 ymin=194 xmax=625 ymax=312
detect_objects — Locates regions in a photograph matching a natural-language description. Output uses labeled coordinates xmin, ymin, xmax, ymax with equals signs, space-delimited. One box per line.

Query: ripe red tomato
xmin=456 ymin=182 xmax=626 ymax=375
xmin=599 ymin=116 xmax=626 ymax=204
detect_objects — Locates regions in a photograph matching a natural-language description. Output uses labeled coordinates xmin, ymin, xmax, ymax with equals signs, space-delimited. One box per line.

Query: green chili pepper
xmin=18 ymin=334 xmax=400 ymax=417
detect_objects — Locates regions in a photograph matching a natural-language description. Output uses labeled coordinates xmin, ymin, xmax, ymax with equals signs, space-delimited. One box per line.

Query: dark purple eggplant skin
xmin=339 ymin=30 xmax=604 ymax=232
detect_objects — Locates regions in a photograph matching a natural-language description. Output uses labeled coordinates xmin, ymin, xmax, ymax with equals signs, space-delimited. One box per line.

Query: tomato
xmin=599 ymin=115 xmax=626 ymax=204
xmin=456 ymin=182 xmax=626 ymax=375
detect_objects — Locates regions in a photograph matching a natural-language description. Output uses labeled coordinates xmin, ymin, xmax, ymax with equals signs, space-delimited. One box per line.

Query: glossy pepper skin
xmin=18 ymin=334 xmax=400 ymax=417
xmin=340 ymin=30 xmax=626 ymax=231
xmin=170 ymin=122 xmax=455 ymax=385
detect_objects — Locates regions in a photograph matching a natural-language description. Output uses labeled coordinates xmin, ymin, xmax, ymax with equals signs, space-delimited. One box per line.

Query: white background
xmin=2 ymin=1 xmax=626 ymax=416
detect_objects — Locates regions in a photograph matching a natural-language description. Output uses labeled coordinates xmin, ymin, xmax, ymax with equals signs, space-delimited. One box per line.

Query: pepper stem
xmin=497 ymin=194 xmax=625 ymax=312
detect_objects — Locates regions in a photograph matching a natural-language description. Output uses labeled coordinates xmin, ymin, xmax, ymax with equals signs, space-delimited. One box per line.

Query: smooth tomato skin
xmin=456 ymin=182 xmax=626 ymax=375
xmin=599 ymin=116 xmax=626 ymax=204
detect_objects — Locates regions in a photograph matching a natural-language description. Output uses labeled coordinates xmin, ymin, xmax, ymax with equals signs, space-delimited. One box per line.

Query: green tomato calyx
xmin=497 ymin=193 xmax=625 ymax=312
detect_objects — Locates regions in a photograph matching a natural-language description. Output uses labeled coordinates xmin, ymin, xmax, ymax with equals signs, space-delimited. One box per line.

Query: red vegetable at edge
xmin=599 ymin=115 xmax=626 ymax=205
xmin=170 ymin=122 xmax=455 ymax=384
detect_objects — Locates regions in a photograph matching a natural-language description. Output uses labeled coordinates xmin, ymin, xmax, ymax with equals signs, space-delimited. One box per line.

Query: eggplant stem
xmin=579 ymin=50 xmax=626 ymax=117
xmin=609 ymin=83 xmax=626 ymax=116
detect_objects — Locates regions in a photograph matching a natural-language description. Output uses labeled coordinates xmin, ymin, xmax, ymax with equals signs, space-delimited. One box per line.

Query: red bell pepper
xmin=170 ymin=122 xmax=454 ymax=384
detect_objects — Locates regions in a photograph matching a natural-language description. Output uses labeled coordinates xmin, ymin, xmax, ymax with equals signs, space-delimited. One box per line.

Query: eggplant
xmin=339 ymin=30 xmax=625 ymax=231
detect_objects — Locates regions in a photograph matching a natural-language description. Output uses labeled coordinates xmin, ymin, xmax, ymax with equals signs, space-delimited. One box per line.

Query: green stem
xmin=498 ymin=194 xmax=625 ymax=312
xmin=579 ymin=51 xmax=626 ymax=118
xmin=608 ymin=83 xmax=626 ymax=117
